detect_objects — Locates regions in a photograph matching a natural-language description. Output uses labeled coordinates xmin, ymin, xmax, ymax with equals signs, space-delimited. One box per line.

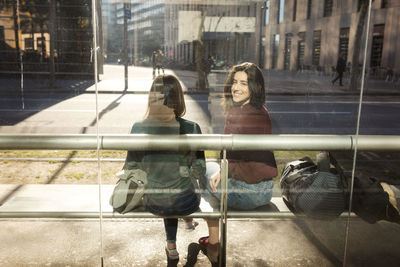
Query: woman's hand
xmin=209 ymin=171 xmax=221 ymax=193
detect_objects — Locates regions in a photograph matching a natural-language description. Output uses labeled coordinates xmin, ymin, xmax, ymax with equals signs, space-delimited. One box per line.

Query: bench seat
xmin=0 ymin=184 xmax=290 ymax=218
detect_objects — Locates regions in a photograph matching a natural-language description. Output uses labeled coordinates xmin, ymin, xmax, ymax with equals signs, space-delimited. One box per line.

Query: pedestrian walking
xmin=152 ymin=50 xmax=165 ymax=78
xmin=332 ymin=52 xmax=346 ymax=86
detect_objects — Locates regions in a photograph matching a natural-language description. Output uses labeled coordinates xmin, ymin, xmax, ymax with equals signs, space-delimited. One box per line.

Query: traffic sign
xmin=124 ymin=9 xmax=131 ymax=20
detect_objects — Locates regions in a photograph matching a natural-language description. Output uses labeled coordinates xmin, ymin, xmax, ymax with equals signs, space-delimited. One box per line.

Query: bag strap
xmin=283 ymin=165 xmax=318 ymax=184
xmin=294 ymin=158 xmax=315 ymax=170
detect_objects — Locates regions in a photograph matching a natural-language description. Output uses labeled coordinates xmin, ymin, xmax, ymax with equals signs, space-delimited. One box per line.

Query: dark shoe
xmin=183 ymin=243 xmax=201 ymax=267
xmin=199 ymin=237 xmax=220 ymax=266
xmin=165 ymin=246 xmax=179 ymax=260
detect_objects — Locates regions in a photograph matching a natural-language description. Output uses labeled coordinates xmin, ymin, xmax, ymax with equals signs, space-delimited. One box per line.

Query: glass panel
xmin=96 ymin=0 xmax=368 ymax=265
xmin=0 ymin=0 xmax=101 ymax=265
xmin=346 ymin=1 xmax=400 ymax=265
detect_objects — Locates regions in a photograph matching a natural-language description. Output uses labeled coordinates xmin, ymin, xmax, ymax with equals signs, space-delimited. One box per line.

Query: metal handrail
xmin=0 ymin=211 xmax=358 ymax=219
xmin=0 ymin=134 xmax=399 ymax=151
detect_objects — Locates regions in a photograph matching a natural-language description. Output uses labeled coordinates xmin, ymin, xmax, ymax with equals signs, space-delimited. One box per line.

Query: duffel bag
xmin=280 ymin=156 xmax=345 ymax=219
xmin=352 ymin=176 xmax=400 ymax=224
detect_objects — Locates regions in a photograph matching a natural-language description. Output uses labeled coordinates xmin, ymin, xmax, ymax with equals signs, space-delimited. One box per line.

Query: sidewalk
xmin=1 ymin=65 xmax=399 ymax=96
xmin=1 ymin=184 xmax=400 ymax=266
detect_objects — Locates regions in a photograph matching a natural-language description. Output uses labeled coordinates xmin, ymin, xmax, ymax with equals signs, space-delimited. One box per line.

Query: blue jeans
xmin=145 ymin=183 xmax=200 ymax=243
xmin=201 ymin=162 xmax=274 ymax=210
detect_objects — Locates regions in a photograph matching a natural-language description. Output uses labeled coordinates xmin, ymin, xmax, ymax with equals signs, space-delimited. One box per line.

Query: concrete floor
xmin=1 ymin=217 xmax=400 ymax=267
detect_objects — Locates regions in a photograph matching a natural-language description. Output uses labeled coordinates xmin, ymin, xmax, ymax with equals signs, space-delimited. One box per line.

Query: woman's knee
xmin=206 ymin=162 xmax=220 ymax=178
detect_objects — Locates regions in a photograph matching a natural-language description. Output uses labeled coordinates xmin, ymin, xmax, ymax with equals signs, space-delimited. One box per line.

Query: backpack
xmin=280 ymin=156 xmax=346 ymax=219
xmin=109 ymin=169 xmax=147 ymax=214
xmin=352 ymin=176 xmax=400 ymax=224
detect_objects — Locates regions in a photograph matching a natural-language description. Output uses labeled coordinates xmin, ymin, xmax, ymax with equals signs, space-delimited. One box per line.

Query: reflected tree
xmin=2 ymin=0 xmax=49 ymax=64
xmin=195 ymin=8 xmax=207 ymax=90
xmin=2 ymin=0 xmax=21 ymax=64
xmin=143 ymin=37 xmax=161 ymax=60
xmin=349 ymin=0 xmax=374 ymax=90
xmin=22 ymin=0 xmax=49 ymax=62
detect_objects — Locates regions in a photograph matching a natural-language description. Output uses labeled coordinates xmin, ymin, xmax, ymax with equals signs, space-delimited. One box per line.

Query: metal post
xmin=134 ymin=22 xmax=138 ymax=65
xmin=49 ymin=0 xmax=56 ymax=88
xmin=219 ymin=150 xmax=228 ymax=267
xmin=123 ymin=3 xmax=129 ymax=90
xmin=15 ymin=0 xmax=24 ymax=109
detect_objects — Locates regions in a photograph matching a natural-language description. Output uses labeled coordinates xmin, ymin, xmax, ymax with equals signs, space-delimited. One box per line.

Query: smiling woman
xmin=231 ymin=71 xmax=250 ymax=104
xmin=221 ymin=62 xmax=267 ymax=113
xmin=198 ymin=62 xmax=278 ymax=264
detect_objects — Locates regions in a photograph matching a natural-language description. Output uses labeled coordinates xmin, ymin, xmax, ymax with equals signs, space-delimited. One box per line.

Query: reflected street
xmin=0 ymin=65 xmax=399 ymax=135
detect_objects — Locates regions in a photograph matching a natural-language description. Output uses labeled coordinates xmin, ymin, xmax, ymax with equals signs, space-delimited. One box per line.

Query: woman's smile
xmin=231 ymin=71 xmax=250 ymax=104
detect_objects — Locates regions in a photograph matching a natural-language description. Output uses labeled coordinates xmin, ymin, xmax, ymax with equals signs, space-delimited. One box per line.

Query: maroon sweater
xmin=224 ymin=104 xmax=278 ymax=184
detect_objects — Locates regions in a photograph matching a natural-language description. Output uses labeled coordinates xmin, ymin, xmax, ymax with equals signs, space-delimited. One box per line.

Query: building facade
xmin=0 ymin=0 xmax=102 ymax=77
xmin=109 ymin=0 xmax=261 ymax=68
xmin=110 ymin=0 xmax=165 ymax=64
xmin=164 ymin=0 xmax=259 ymax=67
xmin=262 ymin=0 xmax=400 ymax=76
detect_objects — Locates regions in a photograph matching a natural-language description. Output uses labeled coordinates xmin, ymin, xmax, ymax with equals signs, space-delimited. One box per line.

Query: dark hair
xmin=145 ymin=75 xmax=186 ymax=118
xmin=222 ymin=62 xmax=266 ymax=113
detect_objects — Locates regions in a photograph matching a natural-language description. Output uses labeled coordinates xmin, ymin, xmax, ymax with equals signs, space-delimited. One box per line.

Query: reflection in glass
xmin=1 ymin=0 xmax=399 ymax=265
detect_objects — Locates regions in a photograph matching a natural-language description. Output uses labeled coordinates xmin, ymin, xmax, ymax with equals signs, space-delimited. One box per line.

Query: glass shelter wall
xmin=0 ymin=0 xmax=102 ymax=265
xmin=0 ymin=0 xmax=400 ymax=266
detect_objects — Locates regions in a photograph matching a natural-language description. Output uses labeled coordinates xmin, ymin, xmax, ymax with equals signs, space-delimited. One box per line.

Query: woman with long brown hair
xmin=199 ymin=62 xmax=278 ymax=265
xmin=123 ymin=75 xmax=205 ymax=261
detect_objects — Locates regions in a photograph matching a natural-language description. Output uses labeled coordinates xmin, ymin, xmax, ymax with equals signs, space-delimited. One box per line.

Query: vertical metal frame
xmin=343 ymin=0 xmax=373 ymax=266
xmin=219 ymin=150 xmax=228 ymax=266
xmin=91 ymin=0 xmax=104 ymax=266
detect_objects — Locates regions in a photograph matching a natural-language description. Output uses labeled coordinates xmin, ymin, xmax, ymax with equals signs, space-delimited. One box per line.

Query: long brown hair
xmin=222 ymin=62 xmax=266 ymax=113
xmin=144 ymin=75 xmax=186 ymax=118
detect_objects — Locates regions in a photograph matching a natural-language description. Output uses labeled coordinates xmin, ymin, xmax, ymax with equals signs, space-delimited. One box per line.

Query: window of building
xmin=339 ymin=28 xmax=349 ymax=61
xmin=260 ymin=36 xmax=266 ymax=68
xmin=277 ymin=0 xmax=285 ymax=24
xmin=284 ymin=33 xmax=292 ymax=70
xmin=370 ymin=24 xmax=385 ymax=68
xmin=381 ymin=0 xmax=388 ymax=8
xmin=312 ymin=30 xmax=321 ymax=66
xmin=307 ymin=0 xmax=312 ymax=19
xmin=297 ymin=32 xmax=306 ymax=70
xmin=37 ymin=37 xmax=46 ymax=53
xmin=272 ymin=34 xmax=280 ymax=69
xmin=324 ymin=0 xmax=333 ymax=17
xmin=0 ymin=26 xmax=4 ymax=42
xmin=25 ymin=38 xmax=34 ymax=50
xmin=264 ymin=0 xmax=270 ymax=25
xmin=293 ymin=0 xmax=297 ymax=21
